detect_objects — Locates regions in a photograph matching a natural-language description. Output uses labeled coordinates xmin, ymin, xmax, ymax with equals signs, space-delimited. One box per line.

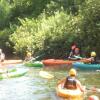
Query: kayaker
xmin=64 ymin=68 xmax=85 ymax=92
xmin=68 ymin=47 xmax=81 ymax=60
xmin=89 ymin=51 xmax=97 ymax=64
xmin=74 ymin=48 xmax=81 ymax=57
xmin=25 ymin=51 xmax=33 ymax=61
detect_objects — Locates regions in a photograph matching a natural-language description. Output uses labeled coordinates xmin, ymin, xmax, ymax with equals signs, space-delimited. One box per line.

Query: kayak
xmin=25 ymin=61 xmax=43 ymax=67
xmin=39 ymin=71 xmax=54 ymax=79
xmin=73 ymin=62 xmax=100 ymax=70
xmin=42 ymin=59 xmax=90 ymax=67
xmin=56 ymin=79 xmax=83 ymax=100
xmin=0 ymin=68 xmax=29 ymax=79
xmin=0 ymin=65 xmax=17 ymax=74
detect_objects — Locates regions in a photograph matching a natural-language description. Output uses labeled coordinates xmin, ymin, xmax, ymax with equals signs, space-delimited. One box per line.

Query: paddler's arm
xmin=76 ymin=80 xmax=85 ymax=92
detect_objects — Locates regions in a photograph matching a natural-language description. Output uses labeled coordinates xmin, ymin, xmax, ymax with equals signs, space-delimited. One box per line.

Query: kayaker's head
xmin=69 ymin=68 xmax=77 ymax=76
xmin=88 ymin=95 xmax=99 ymax=100
xmin=91 ymin=51 xmax=96 ymax=57
xmin=75 ymin=48 xmax=80 ymax=54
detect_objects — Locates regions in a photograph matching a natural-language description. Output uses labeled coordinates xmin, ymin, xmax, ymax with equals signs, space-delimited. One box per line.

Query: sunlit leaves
xmin=10 ymin=10 xmax=80 ymax=57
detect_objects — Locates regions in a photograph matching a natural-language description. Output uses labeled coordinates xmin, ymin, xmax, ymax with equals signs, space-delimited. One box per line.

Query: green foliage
xmin=10 ymin=18 xmax=36 ymax=53
xmin=0 ymin=0 xmax=11 ymax=29
xmin=45 ymin=0 xmax=86 ymax=16
xmin=10 ymin=11 xmax=81 ymax=58
xmin=0 ymin=0 xmax=100 ymax=58
xmin=0 ymin=28 xmax=12 ymax=47
xmin=78 ymin=0 xmax=100 ymax=55
xmin=11 ymin=0 xmax=51 ymax=18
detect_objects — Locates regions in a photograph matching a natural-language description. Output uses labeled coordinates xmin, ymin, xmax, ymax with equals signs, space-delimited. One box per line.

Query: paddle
xmin=33 ymin=53 xmax=45 ymax=61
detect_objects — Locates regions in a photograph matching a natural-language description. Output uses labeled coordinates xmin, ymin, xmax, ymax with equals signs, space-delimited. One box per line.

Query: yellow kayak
xmin=56 ymin=79 xmax=83 ymax=100
xmin=39 ymin=71 xmax=54 ymax=79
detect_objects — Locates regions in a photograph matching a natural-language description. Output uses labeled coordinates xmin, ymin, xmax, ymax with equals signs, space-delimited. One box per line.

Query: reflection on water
xmin=0 ymin=64 xmax=100 ymax=100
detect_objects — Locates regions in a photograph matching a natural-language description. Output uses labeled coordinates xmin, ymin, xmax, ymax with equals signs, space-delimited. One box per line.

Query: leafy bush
xmin=10 ymin=11 xmax=81 ymax=58
xmin=0 ymin=0 xmax=11 ymax=29
xmin=78 ymin=0 xmax=100 ymax=56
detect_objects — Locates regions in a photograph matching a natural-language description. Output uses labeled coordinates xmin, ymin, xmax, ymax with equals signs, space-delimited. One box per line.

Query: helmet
xmin=88 ymin=95 xmax=99 ymax=100
xmin=91 ymin=52 xmax=96 ymax=57
xmin=69 ymin=68 xmax=77 ymax=76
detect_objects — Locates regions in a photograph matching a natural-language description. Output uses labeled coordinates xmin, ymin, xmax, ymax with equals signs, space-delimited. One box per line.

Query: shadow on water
xmin=0 ymin=64 xmax=100 ymax=100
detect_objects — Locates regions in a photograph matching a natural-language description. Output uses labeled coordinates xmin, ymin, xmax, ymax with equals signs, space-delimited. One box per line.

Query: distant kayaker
xmin=68 ymin=45 xmax=82 ymax=60
xmin=24 ymin=51 xmax=36 ymax=62
xmin=74 ymin=48 xmax=81 ymax=57
xmin=64 ymin=68 xmax=85 ymax=92
xmin=25 ymin=51 xmax=33 ymax=61
xmin=89 ymin=51 xmax=98 ymax=64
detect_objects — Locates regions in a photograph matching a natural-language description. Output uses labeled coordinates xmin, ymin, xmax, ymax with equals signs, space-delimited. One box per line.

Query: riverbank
xmin=0 ymin=59 xmax=23 ymax=70
xmin=2 ymin=59 xmax=23 ymax=65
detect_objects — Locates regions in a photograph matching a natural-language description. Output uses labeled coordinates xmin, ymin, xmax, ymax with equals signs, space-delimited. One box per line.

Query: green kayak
xmin=25 ymin=61 xmax=43 ymax=67
xmin=0 ymin=68 xmax=29 ymax=79
xmin=0 ymin=65 xmax=17 ymax=74
xmin=73 ymin=62 xmax=100 ymax=70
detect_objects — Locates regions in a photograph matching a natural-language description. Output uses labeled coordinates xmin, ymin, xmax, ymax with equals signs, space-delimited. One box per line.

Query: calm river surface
xmin=0 ymin=64 xmax=100 ymax=100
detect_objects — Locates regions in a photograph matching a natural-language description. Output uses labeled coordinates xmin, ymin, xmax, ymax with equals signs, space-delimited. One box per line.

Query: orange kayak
xmin=56 ymin=79 xmax=83 ymax=100
xmin=42 ymin=59 xmax=90 ymax=66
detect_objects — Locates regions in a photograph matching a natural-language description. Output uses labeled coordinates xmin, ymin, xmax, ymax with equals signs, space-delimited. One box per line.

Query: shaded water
xmin=0 ymin=64 xmax=100 ymax=100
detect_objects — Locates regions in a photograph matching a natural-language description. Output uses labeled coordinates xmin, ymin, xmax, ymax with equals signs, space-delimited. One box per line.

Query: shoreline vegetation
xmin=0 ymin=0 xmax=100 ymax=59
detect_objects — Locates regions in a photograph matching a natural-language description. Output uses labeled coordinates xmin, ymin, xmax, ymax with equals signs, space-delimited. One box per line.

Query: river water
xmin=0 ymin=64 xmax=100 ymax=100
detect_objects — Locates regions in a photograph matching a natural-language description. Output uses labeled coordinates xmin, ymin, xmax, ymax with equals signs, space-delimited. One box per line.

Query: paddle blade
xmin=39 ymin=71 xmax=54 ymax=79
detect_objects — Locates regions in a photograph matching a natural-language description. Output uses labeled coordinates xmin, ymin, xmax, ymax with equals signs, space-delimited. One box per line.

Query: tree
xmin=79 ymin=0 xmax=100 ymax=56
xmin=0 ymin=0 xmax=11 ymax=29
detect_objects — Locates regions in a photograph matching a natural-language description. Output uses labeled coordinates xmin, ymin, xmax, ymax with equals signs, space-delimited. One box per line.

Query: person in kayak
xmin=88 ymin=51 xmax=98 ymax=64
xmin=74 ymin=48 xmax=81 ymax=58
xmin=64 ymin=68 xmax=85 ymax=92
xmin=25 ymin=51 xmax=33 ymax=61
xmin=68 ymin=46 xmax=82 ymax=60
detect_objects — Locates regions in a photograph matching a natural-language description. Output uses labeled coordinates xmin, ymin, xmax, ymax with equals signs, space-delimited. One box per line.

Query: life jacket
xmin=64 ymin=76 xmax=77 ymax=89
